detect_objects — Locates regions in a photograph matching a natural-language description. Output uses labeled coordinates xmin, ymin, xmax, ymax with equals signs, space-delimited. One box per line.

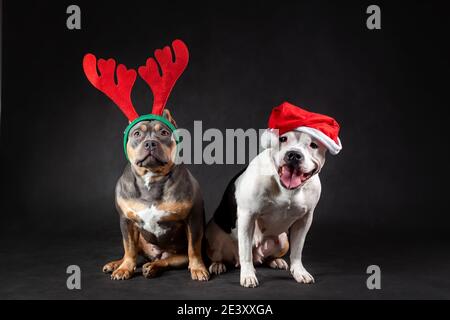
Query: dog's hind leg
xmin=142 ymin=254 xmax=189 ymax=278
xmin=267 ymin=258 xmax=289 ymax=270
xmin=209 ymin=261 xmax=227 ymax=275
xmin=265 ymin=233 xmax=290 ymax=270
xmin=205 ymin=220 xmax=239 ymax=275
xmin=103 ymin=258 xmax=123 ymax=273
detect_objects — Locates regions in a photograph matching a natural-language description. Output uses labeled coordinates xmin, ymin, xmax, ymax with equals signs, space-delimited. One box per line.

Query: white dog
xmin=205 ymin=102 xmax=341 ymax=287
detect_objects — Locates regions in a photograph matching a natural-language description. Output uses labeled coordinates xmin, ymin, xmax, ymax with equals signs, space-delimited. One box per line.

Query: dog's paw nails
xmin=209 ymin=262 xmax=227 ymax=275
xmin=111 ymin=268 xmax=132 ymax=280
xmin=268 ymin=258 xmax=289 ymax=270
xmin=291 ymin=266 xmax=314 ymax=284
xmin=240 ymin=273 xmax=259 ymax=288
xmin=191 ymin=267 xmax=210 ymax=281
xmin=142 ymin=262 xmax=161 ymax=279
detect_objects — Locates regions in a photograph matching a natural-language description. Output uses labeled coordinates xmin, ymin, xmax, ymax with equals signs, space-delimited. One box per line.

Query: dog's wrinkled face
xmin=272 ymin=131 xmax=327 ymax=190
xmin=127 ymin=109 xmax=177 ymax=176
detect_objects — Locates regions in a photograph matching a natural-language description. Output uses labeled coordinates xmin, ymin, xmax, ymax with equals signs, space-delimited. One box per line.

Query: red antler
xmin=83 ymin=54 xmax=139 ymax=121
xmin=138 ymin=39 xmax=189 ymax=115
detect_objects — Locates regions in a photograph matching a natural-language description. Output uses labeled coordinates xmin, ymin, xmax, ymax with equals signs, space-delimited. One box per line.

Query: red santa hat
xmin=261 ymin=102 xmax=342 ymax=155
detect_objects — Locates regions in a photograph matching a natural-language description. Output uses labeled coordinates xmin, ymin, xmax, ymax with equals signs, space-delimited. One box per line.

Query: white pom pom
xmin=260 ymin=129 xmax=278 ymax=149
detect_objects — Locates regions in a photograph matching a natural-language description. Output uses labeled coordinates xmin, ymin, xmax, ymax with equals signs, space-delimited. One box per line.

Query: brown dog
xmin=103 ymin=109 xmax=209 ymax=281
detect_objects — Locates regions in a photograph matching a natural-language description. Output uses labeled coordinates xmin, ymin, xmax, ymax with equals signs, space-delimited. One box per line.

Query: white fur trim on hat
xmin=260 ymin=128 xmax=279 ymax=149
xmin=295 ymin=126 xmax=342 ymax=155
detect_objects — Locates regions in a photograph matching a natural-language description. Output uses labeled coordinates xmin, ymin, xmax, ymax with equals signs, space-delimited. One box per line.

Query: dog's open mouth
xmin=278 ymin=165 xmax=315 ymax=190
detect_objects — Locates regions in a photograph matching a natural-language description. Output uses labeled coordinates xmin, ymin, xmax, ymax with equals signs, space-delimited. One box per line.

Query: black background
xmin=1 ymin=0 xmax=449 ymax=300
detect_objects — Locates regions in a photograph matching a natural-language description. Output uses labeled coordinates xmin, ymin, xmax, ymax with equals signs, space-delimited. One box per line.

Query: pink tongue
xmin=280 ymin=166 xmax=303 ymax=189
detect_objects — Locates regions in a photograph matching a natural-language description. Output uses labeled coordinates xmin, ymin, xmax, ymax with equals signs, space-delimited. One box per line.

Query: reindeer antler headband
xmin=82 ymin=39 xmax=189 ymax=158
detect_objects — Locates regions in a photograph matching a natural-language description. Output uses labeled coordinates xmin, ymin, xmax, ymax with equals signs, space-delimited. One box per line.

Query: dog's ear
xmin=162 ymin=109 xmax=177 ymax=128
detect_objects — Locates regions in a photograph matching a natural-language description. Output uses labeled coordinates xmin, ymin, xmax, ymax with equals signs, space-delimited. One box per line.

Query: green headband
xmin=123 ymin=114 xmax=179 ymax=160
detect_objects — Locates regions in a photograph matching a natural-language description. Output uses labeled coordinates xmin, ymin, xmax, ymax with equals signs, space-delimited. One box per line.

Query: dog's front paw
xmin=111 ymin=268 xmax=133 ymax=280
xmin=209 ymin=262 xmax=227 ymax=275
xmin=190 ymin=265 xmax=210 ymax=281
xmin=290 ymin=265 xmax=314 ymax=284
xmin=240 ymin=266 xmax=259 ymax=288
xmin=268 ymin=258 xmax=289 ymax=270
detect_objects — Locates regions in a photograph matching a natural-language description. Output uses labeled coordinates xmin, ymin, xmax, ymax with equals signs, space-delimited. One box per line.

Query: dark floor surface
xmin=1 ymin=227 xmax=449 ymax=300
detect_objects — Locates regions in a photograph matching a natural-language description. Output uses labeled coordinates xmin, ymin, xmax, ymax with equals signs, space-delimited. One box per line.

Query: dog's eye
xmin=310 ymin=142 xmax=319 ymax=149
xmin=160 ymin=129 xmax=170 ymax=137
xmin=133 ymin=131 xmax=141 ymax=138
xmin=279 ymin=136 xmax=287 ymax=143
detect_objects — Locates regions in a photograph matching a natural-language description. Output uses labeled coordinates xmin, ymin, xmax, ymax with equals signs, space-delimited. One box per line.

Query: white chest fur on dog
xmin=233 ymin=180 xmax=318 ymax=239
xmin=234 ymin=149 xmax=321 ymax=237
xmin=136 ymin=205 xmax=170 ymax=237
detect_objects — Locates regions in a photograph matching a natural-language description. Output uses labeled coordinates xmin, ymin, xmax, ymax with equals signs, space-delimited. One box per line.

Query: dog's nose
xmin=144 ymin=140 xmax=158 ymax=150
xmin=285 ymin=151 xmax=303 ymax=163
